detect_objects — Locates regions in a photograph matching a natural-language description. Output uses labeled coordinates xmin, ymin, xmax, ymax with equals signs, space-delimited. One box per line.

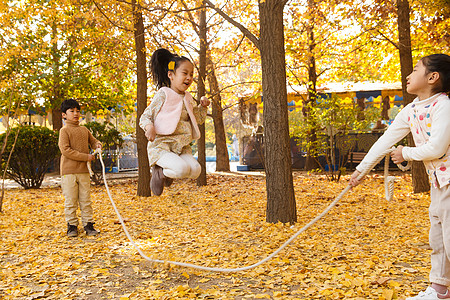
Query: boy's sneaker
xmin=67 ymin=224 xmax=78 ymax=237
xmin=406 ymin=287 xmax=450 ymax=299
xmin=84 ymin=222 xmax=99 ymax=236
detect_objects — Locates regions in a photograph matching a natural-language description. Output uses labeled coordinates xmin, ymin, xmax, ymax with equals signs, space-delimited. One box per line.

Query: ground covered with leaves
xmin=1 ymin=171 xmax=433 ymax=299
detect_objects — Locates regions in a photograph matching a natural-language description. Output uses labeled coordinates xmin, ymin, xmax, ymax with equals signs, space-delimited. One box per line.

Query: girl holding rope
xmin=350 ymin=54 xmax=450 ymax=299
xmin=140 ymin=48 xmax=210 ymax=196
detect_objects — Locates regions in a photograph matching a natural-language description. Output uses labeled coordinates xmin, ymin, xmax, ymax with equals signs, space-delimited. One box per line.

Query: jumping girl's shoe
xmin=150 ymin=165 xmax=165 ymax=196
xmin=406 ymin=287 xmax=450 ymax=300
xmin=164 ymin=177 xmax=174 ymax=187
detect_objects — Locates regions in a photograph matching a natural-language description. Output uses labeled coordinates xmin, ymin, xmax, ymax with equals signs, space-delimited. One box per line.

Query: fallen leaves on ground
xmin=0 ymin=172 xmax=432 ymax=299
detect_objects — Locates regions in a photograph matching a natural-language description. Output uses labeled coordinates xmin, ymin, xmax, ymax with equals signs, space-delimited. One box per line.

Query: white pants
xmin=156 ymin=152 xmax=201 ymax=179
xmin=429 ymin=184 xmax=450 ymax=286
xmin=61 ymin=173 xmax=94 ymax=227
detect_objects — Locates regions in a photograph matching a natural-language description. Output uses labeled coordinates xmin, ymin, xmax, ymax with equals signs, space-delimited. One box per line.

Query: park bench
xmin=349 ymin=151 xmax=367 ymax=169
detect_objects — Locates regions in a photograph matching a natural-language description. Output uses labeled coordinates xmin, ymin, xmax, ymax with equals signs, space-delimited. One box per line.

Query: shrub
xmin=84 ymin=121 xmax=123 ymax=151
xmin=84 ymin=121 xmax=124 ymax=185
xmin=0 ymin=125 xmax=59 ymax=189
xmin=289 ymin=95 xmax=380 ymax=180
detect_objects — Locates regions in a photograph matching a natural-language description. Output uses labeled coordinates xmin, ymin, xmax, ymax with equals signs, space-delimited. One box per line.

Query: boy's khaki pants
xmin=61 ymin=173 xmax=93 ymax=227
xmin=429 ymin=184 xmax=450 ymax=286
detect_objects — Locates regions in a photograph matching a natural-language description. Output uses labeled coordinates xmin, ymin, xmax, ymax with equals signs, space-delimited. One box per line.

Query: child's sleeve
xmin=402 ymin=100 xmax=450 ymax=161
xmin=139 ymin=90 xmax=165 ymax=131
xmin=356 ymin=105 xmax=411 ymax=173
xmin=193 ymin=104 xmax=207 ymax=125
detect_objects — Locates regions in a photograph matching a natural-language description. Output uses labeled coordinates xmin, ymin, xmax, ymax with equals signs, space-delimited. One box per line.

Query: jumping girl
xmin=349 ymin=54 xmax=450 ymax=299
xmin=140 ymin=48 xmax=210 ymax=196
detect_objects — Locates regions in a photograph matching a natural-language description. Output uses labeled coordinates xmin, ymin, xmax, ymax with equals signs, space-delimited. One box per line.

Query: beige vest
xmin=154 ymin=87 xmax=201 ymax=140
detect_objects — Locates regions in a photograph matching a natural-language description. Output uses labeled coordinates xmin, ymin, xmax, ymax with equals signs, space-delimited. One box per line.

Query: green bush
xmin=289 ymin=95 xmax=380 ymax=180
xmin=84 ymin=121 xmax=124 ymax=185
xmin=0 ymin=125 xmax=59 ymax=189
xmin=84 ymin=121 xmax=123 ymax=151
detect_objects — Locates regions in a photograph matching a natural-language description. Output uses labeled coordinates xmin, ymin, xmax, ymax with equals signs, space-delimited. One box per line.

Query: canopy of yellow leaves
xmin=0 ymin=172 xmax=431 ymax=299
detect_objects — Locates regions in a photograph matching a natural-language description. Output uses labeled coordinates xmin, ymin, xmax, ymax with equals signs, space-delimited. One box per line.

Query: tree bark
xmin=51 ymin=22 xmax=63 ymax=131
xmin=207 ymin=58 xmax=230 ymax=171
xmin=304 ymin=0 xmax=319 ymax=171
xmin=196 ymin=1 xmax=208 ymax=186
xmin=206 ymin=0 xmax=296 ymax=223
xmin=259 ymin=0 xmax=296 ymax=223
xmin=51 ymin=107 xmax=62 ymax=131
xmin=397 ymin=0 xmax=430 ymax=193
xmin=133 ymin=1 xmax=151 ymax=197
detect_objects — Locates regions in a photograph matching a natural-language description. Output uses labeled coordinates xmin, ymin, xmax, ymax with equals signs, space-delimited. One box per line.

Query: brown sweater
xmin=58 ymin=120 xmax=100 ymax=175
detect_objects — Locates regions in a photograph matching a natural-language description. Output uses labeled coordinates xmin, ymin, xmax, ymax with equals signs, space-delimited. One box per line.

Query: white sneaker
xmin=406 ymin=287 xmax=448 ymax=300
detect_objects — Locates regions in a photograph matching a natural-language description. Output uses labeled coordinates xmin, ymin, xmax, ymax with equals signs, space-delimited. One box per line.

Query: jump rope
xmin=89 ymin=147 xmax=410 ymax=272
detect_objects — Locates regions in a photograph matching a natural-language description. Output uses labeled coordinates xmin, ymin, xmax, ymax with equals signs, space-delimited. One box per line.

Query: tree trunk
xmin=133 ymin=1 xmax=151 ymax=196
xmin=197 ymin=1 xmax=208 ymax=186
xmin=397 ymin=0 xmax=430 ymax=193
xmin=50 ymin=22 xmax=63 ymax=131
xmin=259 ymin=0 xmax=296 ymax=224
xmin=51 ymin=107 xmax=62 ymax=131
xmin=304 ymin=0 xmax=319 ymax=171
xmin=207 ymin=58 xmax=230 ymax=171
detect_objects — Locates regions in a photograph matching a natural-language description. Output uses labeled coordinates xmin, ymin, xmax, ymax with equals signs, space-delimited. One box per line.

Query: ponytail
xmin=149 ymin=48 xmax=193 ymax=89
xmin=421 ymin=54 xmax=450 ymax=95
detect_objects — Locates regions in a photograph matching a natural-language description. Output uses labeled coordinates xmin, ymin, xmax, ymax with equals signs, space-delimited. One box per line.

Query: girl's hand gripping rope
xmin=200 ymin=96 xmax=210 ymax=107
xmin=390 ymin=146 xmax=405 ymax=164
xmin=349 ymin=170 xmax=364 ymax=187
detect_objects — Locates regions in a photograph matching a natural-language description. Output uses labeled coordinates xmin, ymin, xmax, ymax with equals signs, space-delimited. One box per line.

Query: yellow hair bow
xmin=168 ymin=61 xmax=175 ymax=71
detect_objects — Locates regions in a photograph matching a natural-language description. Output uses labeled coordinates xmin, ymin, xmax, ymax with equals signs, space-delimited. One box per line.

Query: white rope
xmin=384 ymin=148 xmax=412 ymax=201
xmin=384 ymin=152 xmax=396 ymax=201
xmin=94 ymin=147 xmax=410 ymax=272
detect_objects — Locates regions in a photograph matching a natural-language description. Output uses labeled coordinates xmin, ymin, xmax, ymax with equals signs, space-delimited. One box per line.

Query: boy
xmin=58 ymin=99 xmax=101 ymax=237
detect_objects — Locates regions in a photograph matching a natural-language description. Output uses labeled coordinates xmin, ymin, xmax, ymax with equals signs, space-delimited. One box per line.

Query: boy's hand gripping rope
xmin=93 ymin=147 xmax=410 ymax=272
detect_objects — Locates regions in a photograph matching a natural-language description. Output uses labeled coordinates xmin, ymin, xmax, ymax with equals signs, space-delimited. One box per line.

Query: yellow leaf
xmin=382 ymin=289 xmax=394 ymax=300
xmin=389 ymin=281 xmax=401 ymax=288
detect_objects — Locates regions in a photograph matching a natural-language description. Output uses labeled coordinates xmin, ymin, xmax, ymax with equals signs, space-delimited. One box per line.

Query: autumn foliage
xmin=0 ymin=172 xmax=432 ymax=299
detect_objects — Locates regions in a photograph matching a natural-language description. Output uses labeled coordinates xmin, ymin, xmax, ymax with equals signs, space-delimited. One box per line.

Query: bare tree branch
xmin=179 ymin=0 xmax=200 ymax=35
xmin=204 ymin=0 xmax=260 ymax=50
xmin=211 ymin=80 xmax=261 ymax=106
xmin=93 ymin=0 xmax=133 ymax=32
xmin=375 ymin=29 xmax=399 ymax=49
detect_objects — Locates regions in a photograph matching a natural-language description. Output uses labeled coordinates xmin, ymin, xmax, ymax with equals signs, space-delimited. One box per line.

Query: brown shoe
xmin=150 ymin=165 xmax=165 ymax=196
xmin=67 ymin=223 xmax=78 ymax=237
xmin=84 ymin=222 xmax=100 ymax=236
xmin=165 ymin=177 xmax=174 ymax=187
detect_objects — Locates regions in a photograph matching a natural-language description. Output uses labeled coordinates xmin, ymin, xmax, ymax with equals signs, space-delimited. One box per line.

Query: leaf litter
xmin=0 ymin=172 xmax=432 ymax=299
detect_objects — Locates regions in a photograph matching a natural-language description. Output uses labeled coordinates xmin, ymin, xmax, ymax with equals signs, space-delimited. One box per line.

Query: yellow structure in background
xmin=242 ymin=82 xmax=404 ymax=113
